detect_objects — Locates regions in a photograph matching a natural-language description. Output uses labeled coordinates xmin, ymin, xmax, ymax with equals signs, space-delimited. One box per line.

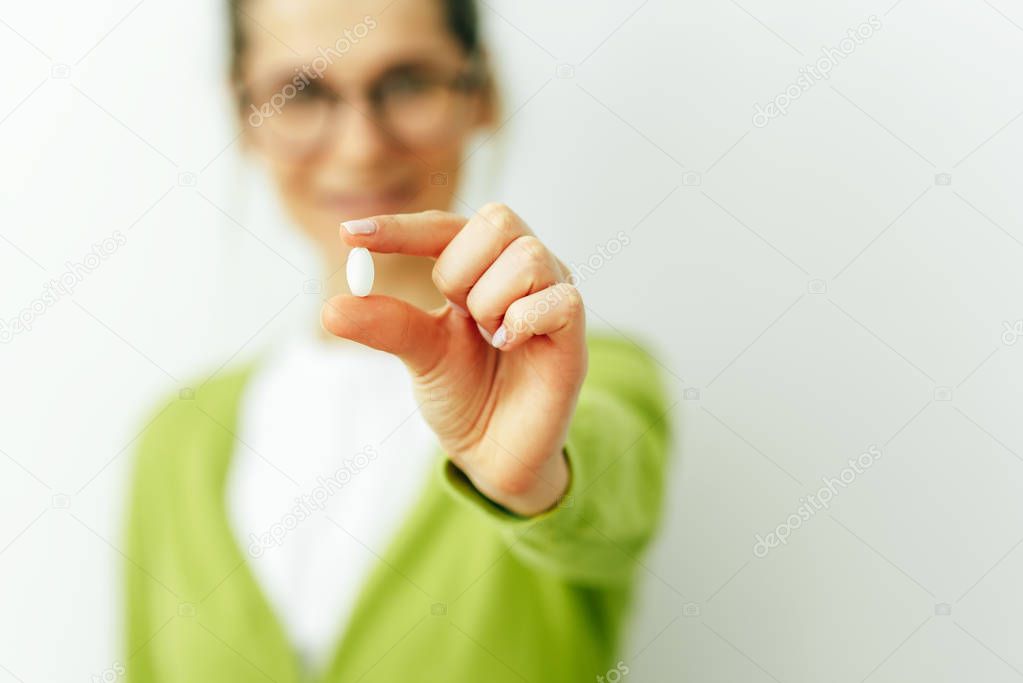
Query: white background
xmin=2 ymin=0 xmax=1023 ymax=681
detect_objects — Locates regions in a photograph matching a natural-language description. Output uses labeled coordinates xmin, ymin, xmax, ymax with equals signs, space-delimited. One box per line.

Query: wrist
xmin=469 ymin=447 xmax=571 ymax=517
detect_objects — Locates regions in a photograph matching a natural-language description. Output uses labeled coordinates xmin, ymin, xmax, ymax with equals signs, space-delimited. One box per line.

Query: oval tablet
xmin=346 ymin=247 xmax=374 ymax=297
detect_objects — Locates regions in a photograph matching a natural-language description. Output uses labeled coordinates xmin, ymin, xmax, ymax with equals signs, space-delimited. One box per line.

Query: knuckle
xmin=512 ymin=235 xmax=546 ymax=266
xmin=479 ymin=202 xmax=519 ymax=237
xmin=479 ymin=201 xmax=511 ymax=218
xmin=557 ymin=283 xmax=584 ymax=316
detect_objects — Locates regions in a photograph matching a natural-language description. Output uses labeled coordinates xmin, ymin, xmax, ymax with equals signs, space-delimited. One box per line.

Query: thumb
xmin=320 ymin=294 xmax=446 ymax=375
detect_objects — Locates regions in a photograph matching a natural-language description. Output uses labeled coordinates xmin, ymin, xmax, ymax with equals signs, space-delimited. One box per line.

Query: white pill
xmin=346 ymin=247 xmax=374 ymax=297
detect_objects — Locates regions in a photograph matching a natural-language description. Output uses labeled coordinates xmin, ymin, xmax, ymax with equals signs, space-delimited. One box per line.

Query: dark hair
xmin=227 ymin=0 xmax=482 ymax=85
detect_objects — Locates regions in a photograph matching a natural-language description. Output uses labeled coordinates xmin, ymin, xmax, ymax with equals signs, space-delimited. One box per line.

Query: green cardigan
xmin=124 ymin=334 xmax=671 ymax=682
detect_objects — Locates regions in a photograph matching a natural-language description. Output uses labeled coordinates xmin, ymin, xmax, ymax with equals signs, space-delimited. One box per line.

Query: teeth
xmin=346 ymin=247 xmax=374 ymax=297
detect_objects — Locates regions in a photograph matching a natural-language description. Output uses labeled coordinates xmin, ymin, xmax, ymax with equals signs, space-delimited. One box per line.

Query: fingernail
xmin=491 ymin=325 xmax=507 ymax=349
xmin=476 ymin=323 xmax=493 ymax=344
xmin=447 ymin=300 xmax=470 ymax=318
xmin=341 ymin=219 xmax=377 ymax=235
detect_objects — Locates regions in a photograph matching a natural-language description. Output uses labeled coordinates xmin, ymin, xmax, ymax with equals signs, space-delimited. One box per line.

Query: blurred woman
xmin=124 ymin=0 xmax=670 ymax=680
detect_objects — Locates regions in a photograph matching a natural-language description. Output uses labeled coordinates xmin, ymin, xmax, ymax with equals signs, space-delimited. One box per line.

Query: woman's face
xmin=237 ymin=0 xmax=490 ymax=256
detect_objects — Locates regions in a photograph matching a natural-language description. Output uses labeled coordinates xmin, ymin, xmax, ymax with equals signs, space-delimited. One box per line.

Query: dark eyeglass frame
xmin=238 ymin=53 xmax=489 ymax=159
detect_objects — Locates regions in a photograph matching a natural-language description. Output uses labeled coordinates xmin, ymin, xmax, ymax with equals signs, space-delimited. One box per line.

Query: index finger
xmin=340 ymin=210 xmax=468 ymax=258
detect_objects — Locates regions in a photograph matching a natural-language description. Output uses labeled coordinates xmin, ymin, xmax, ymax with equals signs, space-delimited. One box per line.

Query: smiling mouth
xmin=319 ymin=184 xmax=418 ymax=218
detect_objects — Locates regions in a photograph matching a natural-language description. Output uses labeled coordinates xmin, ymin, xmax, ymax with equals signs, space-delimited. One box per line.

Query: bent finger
xmin=466 ymin=235 xmax=563 ymax=335
xmin=493 ymin=283 xmax=585 ymax=351
xmin=432 ymin=202 xmax=534 ymax=309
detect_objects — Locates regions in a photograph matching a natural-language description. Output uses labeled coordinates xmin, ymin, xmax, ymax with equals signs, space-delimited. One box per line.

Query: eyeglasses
xmin=241 ymin=59 xmax=487 ymax=159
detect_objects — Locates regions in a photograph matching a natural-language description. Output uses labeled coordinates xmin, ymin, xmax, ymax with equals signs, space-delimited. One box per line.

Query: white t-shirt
xmin=226 ymin=332 xmax=437 ymax=673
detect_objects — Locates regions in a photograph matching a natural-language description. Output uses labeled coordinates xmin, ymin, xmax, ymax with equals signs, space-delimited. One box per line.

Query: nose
xmin=320 ymin=100 xmax=392 ymax=167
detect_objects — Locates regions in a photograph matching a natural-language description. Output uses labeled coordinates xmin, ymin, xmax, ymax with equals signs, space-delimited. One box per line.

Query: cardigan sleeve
xmin=438 ymin=333 xmax=673 ymax=586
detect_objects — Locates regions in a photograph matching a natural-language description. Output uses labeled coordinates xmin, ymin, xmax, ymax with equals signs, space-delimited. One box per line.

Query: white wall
xmin=2 ymin=0 xmax=1022 ymax=680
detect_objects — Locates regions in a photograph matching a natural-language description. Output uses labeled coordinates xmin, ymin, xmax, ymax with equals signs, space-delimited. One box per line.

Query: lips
xmin=318 ymin=183 xmax=417 ymax=218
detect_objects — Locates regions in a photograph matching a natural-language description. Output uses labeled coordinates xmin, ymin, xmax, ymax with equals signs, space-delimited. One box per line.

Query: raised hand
xmin=321 ymin=203 xmax=587 ymax=516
